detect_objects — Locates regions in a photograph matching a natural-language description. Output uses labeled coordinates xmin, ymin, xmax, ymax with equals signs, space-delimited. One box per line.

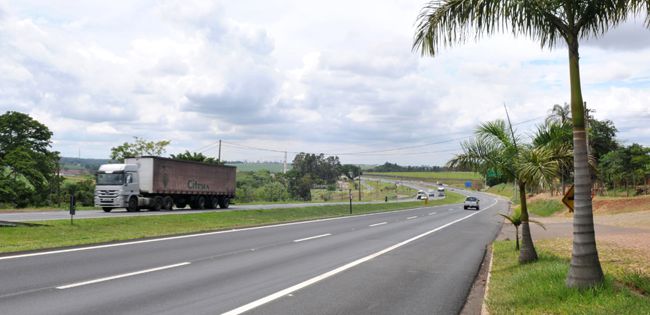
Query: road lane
xmin=0 ymin=191 xmax=504 ymax=314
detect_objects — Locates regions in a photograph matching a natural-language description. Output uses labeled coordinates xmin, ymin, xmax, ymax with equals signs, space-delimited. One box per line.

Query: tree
xmin=589 ymin=118 xmax=619 ymax=162
xmin=170 ymin=151 xmax=223 ymax=165
xmin=499 ymin=208 xmax=546 ymax=251
xmin=414 ymin=0 xmax=649 ymax=289
xmin=533 ymin=120 xmax=573 ymax=194
xmin=287 ymin=153 xmax=342 ymax=200
xmin=0 ymin=111 xmax=60 ymax=207
xmin=110 ymin=137 xmax=170 ymax=162
xmin=546 ymin=103 xmax=572 ymax=126
xmin=448 ymin=120 xmax=560 ymax=263
xmin=341 ymin=164 xmax=362 ymax=181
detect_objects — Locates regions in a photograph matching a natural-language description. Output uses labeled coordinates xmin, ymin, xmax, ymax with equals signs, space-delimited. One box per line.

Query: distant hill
xmin=226 ymin=162 xmax=290 ymax=173
xmin=60 ymin=157 xmax=112 ymax=174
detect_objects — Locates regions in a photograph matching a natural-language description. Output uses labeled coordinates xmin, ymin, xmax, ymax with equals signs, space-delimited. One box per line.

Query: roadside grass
xmin=0 ymin=205 xmax=99 ymax=213
xmin=485 ymin=183 xmax=515 ymax=200
xmin=525 ymin=199 xmax=564 ymax=217
xmin=0 ymin=192 xmax=465 ymax=254
xmin=488 ymin=240 xmax=650 ymax=314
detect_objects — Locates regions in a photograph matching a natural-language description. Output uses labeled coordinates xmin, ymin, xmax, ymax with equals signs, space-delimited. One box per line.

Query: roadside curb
xmin=481 ymin=244 xmax=494 ymax=315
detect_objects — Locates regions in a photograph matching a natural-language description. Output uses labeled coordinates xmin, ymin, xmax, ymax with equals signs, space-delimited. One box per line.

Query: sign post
xmin=349 ymin=189 xmax=352 ymax=215
xmin=69 ymin=195 xmax=76 ymax=225
xmin=562 ymin=185 xmax=574 ymax=213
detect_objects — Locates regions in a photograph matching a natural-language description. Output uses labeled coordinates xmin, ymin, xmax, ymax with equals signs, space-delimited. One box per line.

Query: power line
xmin=192 ymin=115 xmax=546 ymax=158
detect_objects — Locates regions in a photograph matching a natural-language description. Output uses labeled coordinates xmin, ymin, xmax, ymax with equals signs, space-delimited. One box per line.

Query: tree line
xmin=0 ymin=112 xmax=364 ymax=207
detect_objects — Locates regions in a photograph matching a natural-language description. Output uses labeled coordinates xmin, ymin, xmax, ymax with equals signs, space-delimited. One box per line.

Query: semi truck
xmin=94 ymin=156 xmax=236 ymax=212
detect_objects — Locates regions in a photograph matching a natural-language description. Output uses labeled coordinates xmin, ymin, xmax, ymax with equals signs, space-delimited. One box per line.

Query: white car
xmin=464 ymin=196 xmax=480 ymax=210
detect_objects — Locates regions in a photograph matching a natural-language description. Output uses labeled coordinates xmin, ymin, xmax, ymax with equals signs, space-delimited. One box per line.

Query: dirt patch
xmin=593 ymin=195 xmax=650 ymax=214
xmin=522 ymin=194 xmax=650 ymax=217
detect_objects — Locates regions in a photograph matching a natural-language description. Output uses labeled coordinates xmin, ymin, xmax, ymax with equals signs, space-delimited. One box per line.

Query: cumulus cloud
xmin=0 ymin=0 xmax=648 ymax=165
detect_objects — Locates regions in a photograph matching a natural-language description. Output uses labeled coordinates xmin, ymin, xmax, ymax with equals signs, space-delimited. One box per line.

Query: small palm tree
xmin=414 ymin=0 xmax=649 ymax=288
xmin=499 ymin=209 xmax=546 ymax=251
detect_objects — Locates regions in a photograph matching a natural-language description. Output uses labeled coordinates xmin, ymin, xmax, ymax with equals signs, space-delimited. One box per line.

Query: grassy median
xmin=487 ymin=240 xmax=650 ymax=314
xmin=0 ymin=192 xmax=465 ymax=254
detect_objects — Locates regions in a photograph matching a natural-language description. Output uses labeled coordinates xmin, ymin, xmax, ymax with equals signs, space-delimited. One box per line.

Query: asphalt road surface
xmin=0 ymin=190 xmax=505 ymax=315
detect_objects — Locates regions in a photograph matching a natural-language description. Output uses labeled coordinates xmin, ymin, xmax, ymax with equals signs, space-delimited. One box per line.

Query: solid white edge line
xmin=293 ymin=233 xmax=332 ymax=243
xmin=0 ymin=191 xmax=491 ymax=261
xmin=221 ymin=199 xmax=499 ymax=315
xmin=369 ymin=222 xmax=387 ymax=227
xmin=56 ymin=262 xmax=190 ymax=290
xmin=406 ymin=216 xmax=418 ymax=220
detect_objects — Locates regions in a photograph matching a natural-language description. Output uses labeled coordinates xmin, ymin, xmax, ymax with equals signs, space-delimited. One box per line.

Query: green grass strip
xmin=487 ymin=241 xmax=650 ymax=314
xmin=0 ymin=192 xmax=465 ymax=254
xmin=528 ymin=199 xmax=564 ymax=217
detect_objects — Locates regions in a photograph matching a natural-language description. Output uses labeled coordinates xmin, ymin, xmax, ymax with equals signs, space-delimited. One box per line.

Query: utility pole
xmin=283 ymin=151 xmax=287 ymax=174
xmin=218 ymin=140 xmax=222 ymax=162
xmin=504 ymin=103 xmax=519 ymax=202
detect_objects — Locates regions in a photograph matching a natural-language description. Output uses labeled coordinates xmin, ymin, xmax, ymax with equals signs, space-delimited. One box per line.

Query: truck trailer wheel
xmin=102 ymin=207 xmax=113 ymax=212
xmin=218 ymin=197 xmax=230 ymax=209
xmin=190 ymin=196 xmax=206 ymax=210
xmin=126 ymin=197 xmax=139 ymax=212
xmin=209 ymin=197 xmax=219 ymax=210
xmin=162 ymin=196 xmax=174 ymax=210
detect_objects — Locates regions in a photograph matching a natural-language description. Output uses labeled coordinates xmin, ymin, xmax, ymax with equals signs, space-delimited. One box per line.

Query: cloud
xmin=584 ymin=19 xmax=650 ymax=51
xmin=1 ymin=0 xmax=649 ymax=165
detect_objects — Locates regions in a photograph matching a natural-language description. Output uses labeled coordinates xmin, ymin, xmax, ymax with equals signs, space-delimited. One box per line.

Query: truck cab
xmin=94 ymin=163 xmax=140 ymax=212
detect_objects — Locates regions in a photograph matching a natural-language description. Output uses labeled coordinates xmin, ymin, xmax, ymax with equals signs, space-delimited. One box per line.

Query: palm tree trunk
xmin=515 ymin=226 xmax=520 ymax=251
xmin=518 ymin=181 xmax=537 ymax=263
xmin=566 ymin=38 xmax=604 ymax=288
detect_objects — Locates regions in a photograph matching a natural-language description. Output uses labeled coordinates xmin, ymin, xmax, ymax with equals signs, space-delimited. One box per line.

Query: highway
xmin=0 ymin=190 xmax=504 ymax=315
xmin=0 ymin=179 xmax=433 ymax=223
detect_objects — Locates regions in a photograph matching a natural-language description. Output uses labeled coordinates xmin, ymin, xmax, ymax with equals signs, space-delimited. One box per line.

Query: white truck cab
xmin=94 ymin=163 xmax=140 ymax=212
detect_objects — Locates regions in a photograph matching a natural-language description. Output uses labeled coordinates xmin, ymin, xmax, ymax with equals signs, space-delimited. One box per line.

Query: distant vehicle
xmin=438 ymin=191 xmax=445 ymax=197
xmin=464 ymin=196 xmax=480 ymax=210
xmin=416 ymin=191 xmax=427 ymax=200
xmin=95 ymin=156 xmax=236 ymax=212
xmin=437 ymin=186 xmax=445 ymax=193
xmin=428 ymin=192 xmax=436 ymax=198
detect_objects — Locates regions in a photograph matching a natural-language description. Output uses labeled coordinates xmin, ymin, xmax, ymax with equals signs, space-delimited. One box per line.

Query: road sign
xmin=562 ymin=185 xmax=574 ymax=213
xmin=465 ymin=181 xmax=472 ymax=188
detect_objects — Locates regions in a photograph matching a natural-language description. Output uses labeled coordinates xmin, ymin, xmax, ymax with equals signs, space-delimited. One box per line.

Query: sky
xmin=1 ymin=0 xmax=649 ymax=166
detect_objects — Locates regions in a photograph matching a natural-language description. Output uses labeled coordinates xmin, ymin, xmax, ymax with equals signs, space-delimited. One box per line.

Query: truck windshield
xmin=96 ymin=173 xmax=124 ymax=185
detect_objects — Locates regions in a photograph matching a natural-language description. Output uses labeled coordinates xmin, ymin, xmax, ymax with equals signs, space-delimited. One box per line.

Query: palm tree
xmin=413 ymin=0 xmax=649 ymax=288
xmin=449 ymin=120 xmax=561 ymax=263
xmin=534 ymin=121 xmax=574 ymax=194
xmin=546 ymin=103 xmax=572 ymax=126
xmin=499 ymin=209 xmax=546 ymax=251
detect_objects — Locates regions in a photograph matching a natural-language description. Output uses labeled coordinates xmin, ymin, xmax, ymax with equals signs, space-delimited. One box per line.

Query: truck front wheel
xmin=126 ymin=197 xmax=139 ymax=212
